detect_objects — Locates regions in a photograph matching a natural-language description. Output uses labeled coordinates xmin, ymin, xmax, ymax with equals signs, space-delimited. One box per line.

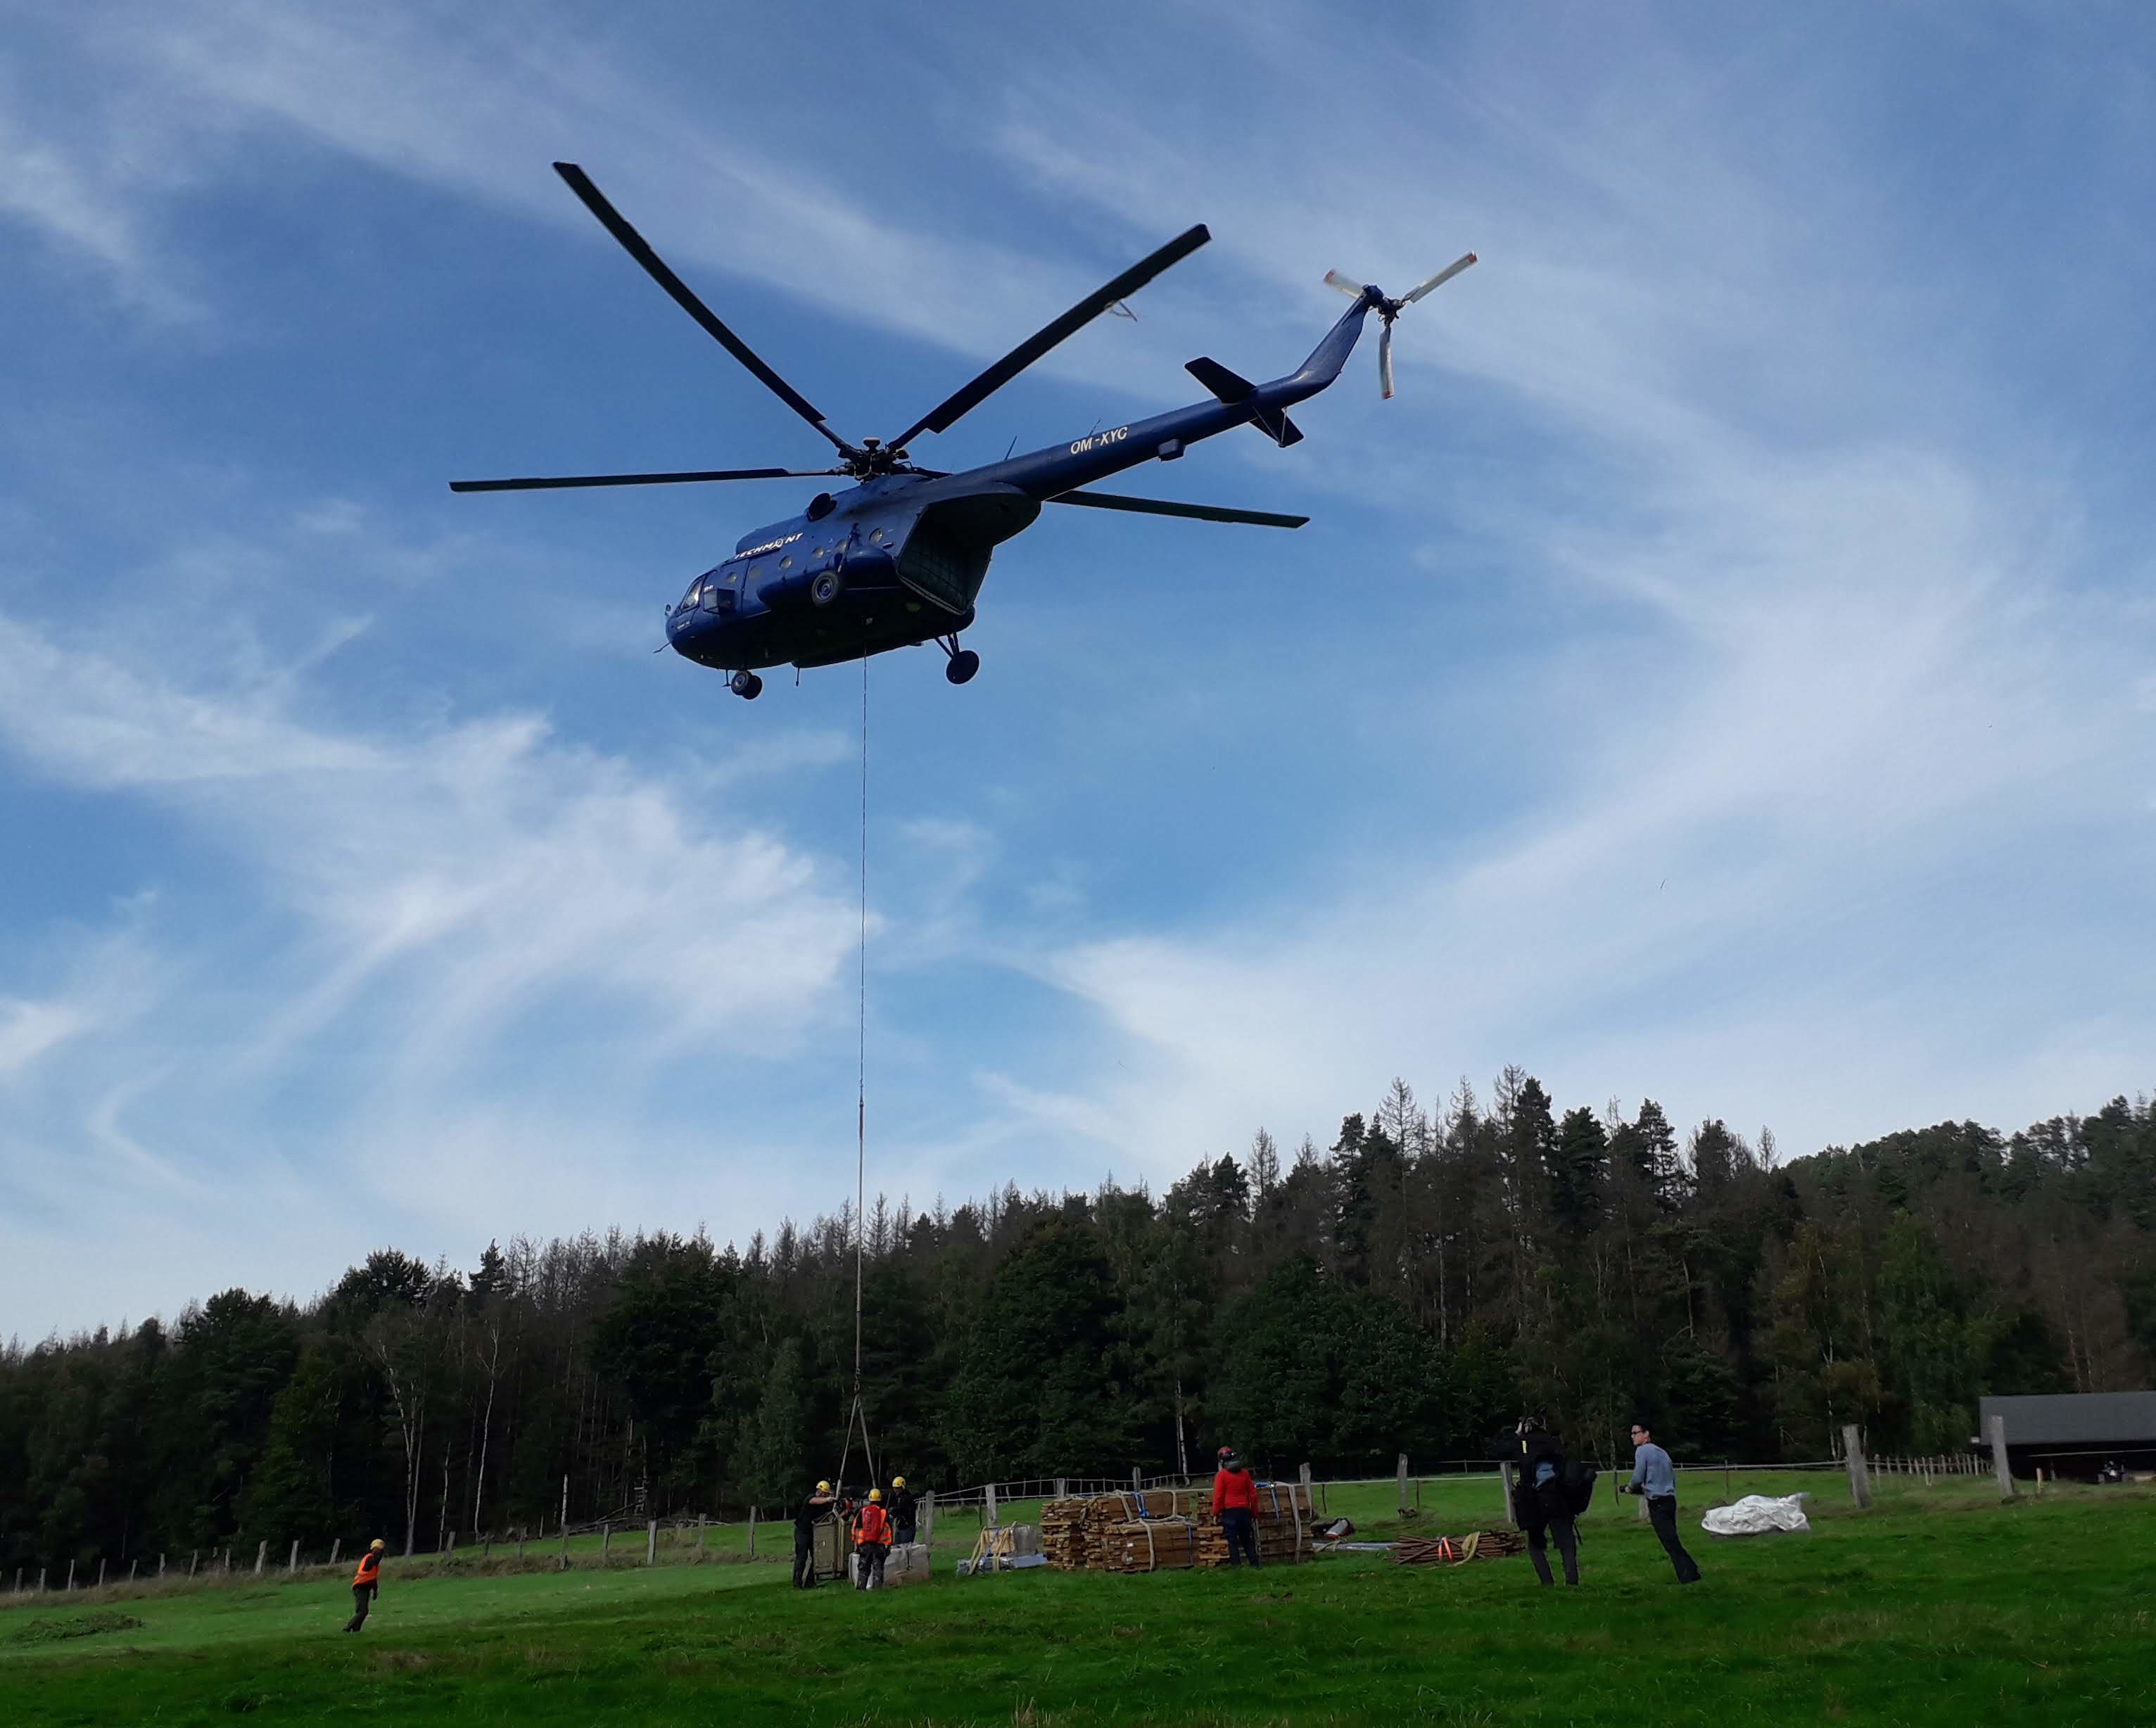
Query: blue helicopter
xmin=452 ymin=163 xmax=1474 ymax=698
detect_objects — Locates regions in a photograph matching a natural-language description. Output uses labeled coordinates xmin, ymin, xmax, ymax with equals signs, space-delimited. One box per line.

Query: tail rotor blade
xmin=1378 ymin=321 xmax=1395 ymax=400
xmin=1401 ymin=251 xmax=1478 ymax=305
xmin=1323 ymin=269 xmax=1365 ymax=300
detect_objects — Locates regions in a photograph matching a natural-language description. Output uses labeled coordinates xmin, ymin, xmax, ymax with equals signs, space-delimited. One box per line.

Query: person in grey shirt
xmin=1621 ymin=1421 xmax=1701 ymax=1584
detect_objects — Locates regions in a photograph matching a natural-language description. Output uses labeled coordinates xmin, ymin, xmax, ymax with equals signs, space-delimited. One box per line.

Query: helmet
xmin=370 ymin=1538 xmax=386 ymax=1551
xmin=868 ymin=1489 xmax=884 ymax=1503
xmin=817 ymin=1480 xmax=832 ymax=1494
xmin=1217 ymin=1446 xmax=1236 ymax=1460
xmin=892 ymin=1475 xmax=906 ymax=1488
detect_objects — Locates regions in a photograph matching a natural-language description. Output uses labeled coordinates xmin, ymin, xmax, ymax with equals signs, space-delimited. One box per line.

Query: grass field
xmin=5 ymin=1473 xmax=2151 ymax=1725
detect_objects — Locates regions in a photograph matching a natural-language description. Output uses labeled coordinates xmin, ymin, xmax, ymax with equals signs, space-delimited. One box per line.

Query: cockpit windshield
xmin=678 ymin=577 xmax=705 ymax=612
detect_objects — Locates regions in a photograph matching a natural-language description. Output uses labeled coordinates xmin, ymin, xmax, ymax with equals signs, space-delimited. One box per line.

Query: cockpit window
xmin=679 ymin=578 xmax=704 ymax=612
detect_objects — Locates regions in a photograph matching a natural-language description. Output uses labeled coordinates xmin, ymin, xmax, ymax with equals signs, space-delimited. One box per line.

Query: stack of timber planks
xmin=1041 ymin=1482 xmax=1316 ymax=1575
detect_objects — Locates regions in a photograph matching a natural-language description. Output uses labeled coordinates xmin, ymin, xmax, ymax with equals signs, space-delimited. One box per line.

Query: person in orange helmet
xmin=851 ymin=1489 xmax=892 ymax=1590
xmin=342 ymin=1538 xmax=386 ymax=1632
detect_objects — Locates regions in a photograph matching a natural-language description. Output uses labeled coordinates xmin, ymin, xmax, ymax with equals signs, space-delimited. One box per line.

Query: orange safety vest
xmin=353 ymin=1549 xmax=381 ymax=1588
xmin=854 ymin=1504 xmax=891 ymax=1546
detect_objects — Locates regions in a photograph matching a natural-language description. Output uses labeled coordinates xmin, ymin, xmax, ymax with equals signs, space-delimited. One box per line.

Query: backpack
xmin=1560 ymin=1458 xmax=1598 ymax=1516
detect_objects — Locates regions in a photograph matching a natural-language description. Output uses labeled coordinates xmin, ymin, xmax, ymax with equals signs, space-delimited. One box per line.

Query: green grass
xmin=5 ymin=1478 xmax=2150 ymax=1725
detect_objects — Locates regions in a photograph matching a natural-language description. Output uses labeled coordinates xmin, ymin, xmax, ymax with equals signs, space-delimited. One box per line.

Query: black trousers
xmin=343 ymin=1584 xmax=373 ymax=1631
xmin=1647 ymin=1495 xmax=1701 ymax=1582
xmin=1526 ymin=1515 xmax=1578 ymax=1586
xmin=893 ymin=1520 xmax=916 ymax=1546
xmin=1222 ymin=1507 xmax=1260 ymax=1568
xmin=792 ymin=1530 xmax=817 ymax=1589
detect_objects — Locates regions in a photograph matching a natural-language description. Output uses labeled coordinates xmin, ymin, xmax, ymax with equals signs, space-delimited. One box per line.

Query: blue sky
xmin=4 ymin=1 xmax=2152 ymax=1340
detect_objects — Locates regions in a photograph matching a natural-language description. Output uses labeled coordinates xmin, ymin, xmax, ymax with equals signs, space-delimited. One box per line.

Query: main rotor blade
xmin=1048 ymin=488 xmax=1307 ymax=528
xmin=888 ymin=224 xmax=1210 ymax=450
xmin=450 ymin=468 xmax=845 ymax=493
xmin=552 ymin=163 xmax=853 ymax=455
xmin=1401 ymin=251 xmax=1478 ymax=304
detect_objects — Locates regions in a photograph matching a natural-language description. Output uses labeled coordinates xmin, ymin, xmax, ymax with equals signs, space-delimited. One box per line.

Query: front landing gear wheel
xmin=944 ymin=649 xmax=980 ymax=686
xmin=729 ymin=671 xmax=763 ymax=699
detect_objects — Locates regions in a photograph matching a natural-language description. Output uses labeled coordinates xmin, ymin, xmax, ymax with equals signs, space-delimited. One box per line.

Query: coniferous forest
xmin=4 ymin=1074 xmax=2153 ymax=1575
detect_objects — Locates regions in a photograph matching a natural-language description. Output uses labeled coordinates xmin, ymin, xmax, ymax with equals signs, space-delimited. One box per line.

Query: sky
xmin=3 ymin=1 xmax=2152 ymax=1341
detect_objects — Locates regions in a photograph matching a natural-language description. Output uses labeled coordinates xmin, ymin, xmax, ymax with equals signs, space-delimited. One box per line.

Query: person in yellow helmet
xmin=851 ymin=1489 xmax=892 ymax=1589
xmin=888 ymin=1474 xmax=918 ymax=1545
xmin=792 ymin=1480 xmax=835 ymax=1590
xmin=342 ymin=1538 xmax=386 ymax=1632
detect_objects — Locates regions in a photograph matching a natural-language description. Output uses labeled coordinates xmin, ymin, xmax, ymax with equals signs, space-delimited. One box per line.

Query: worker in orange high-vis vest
xmin=851 ymin=1490 xmax=892 ymax=1590
xmin=343 ymin=1539 xmax=386 ymax=1632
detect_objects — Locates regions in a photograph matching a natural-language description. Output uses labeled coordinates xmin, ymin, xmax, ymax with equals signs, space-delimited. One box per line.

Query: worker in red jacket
xmin=851 ymin=1489 xmax=892 ymax=1590
xmin=1212 ymin=1446 xmax=1261 ymax=1568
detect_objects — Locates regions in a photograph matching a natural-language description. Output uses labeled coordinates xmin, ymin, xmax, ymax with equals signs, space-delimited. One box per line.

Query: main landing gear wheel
xmin=944 ymin=649 xmax=980 ymax=686
xmin=729 ymin=670 xmax=763 ymax=699
xmin=810 ymin=570 xmax=843 ymax=606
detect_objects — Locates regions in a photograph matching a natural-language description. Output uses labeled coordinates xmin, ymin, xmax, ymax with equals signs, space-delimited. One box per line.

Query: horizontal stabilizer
xmin=1186 ymin=357 xmax=1302 ymax=446
xmin=1186 ymin=357 xmax=1255 ymax=402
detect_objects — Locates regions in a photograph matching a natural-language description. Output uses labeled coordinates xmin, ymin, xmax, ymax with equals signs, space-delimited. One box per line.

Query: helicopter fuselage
xmin=664 ymin=296 xmax=1378 ymax=675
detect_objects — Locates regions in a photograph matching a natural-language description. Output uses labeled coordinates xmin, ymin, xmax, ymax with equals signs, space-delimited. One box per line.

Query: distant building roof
xmin=1978 ymin=1392 xmax=2156 ymax=1447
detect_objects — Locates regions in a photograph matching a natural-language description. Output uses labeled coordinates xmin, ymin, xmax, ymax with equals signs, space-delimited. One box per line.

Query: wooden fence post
xmin=1989 ymin=1414 xmax=2015 ymax=1499
xmin=1132 ymin=1466 xmax=1142 ymax=1492
xmin=287 ymin=1540 xmax=298 ymax=1573
xmin=696 ymin=1516 xmax=706 ymax=1562
xmin=158 ymin=1553 xmax=166 ymax=1577
xmin=1054 ymin=1478 xmax=1067 ymax=1500
xmin=97 ymin=1558 xmax=107 ymax=1588
xmin=1843 ymin=1425 xmax=1872 ymax=1510
xmin=747 ymin=1508 xmax=758 ymax=1558
xmin=329 ymin=1539 xmax=341 ymax=1568
xmin=66 ymin=1560 xmax=76 ymax=1590
xmin=1397 ymin=1453 xmax=1409 ymax=1518
xmin=601 ymin=1523 xmax=611 ymax=1565
xmin=647 ymin=1520 xmax=658 ymax=1566
xmin=922 ymin=1490 xmax=936 ymax=1546
xmin=189 ymin=1551 xmax=198 ymax=1579
xmin=1299 ymin=1462 xmax=1312 ymax=1521
xmin=1499 ymin=1463 xmax=1516 ymax=1527
xmin=38 ymin=1568 xmax=47 ymax=1593
xmin=559 ymin=1521 xmax=569 ymax=1570
xmin=985 ymin=1482 xmax=998 ymax=1526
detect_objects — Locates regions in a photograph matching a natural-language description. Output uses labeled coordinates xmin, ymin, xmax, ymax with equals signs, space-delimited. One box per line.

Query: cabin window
xmin=779 ymin=556 xmax=793 ymax=569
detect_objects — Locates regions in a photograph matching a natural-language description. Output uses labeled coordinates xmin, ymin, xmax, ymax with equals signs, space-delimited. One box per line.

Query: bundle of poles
xmin=1393 ymin=1530 xmax=1525 ymax=1565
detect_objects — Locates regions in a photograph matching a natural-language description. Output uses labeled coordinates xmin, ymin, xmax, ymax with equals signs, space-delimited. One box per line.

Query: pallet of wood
xmin=1098 ymin=1518 xmax=1203 ymax=1573
xmin=1040 ymin=1498 xmax=1091 ymax=1571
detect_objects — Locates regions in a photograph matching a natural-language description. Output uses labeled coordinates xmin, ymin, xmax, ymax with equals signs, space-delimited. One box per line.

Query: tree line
xmin=4 ymin=1072 xmax=2151 ymax=1575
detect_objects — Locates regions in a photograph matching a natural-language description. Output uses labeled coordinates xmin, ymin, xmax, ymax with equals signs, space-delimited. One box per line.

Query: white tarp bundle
xmin=1701 ymin=1492 xmax=1811 ymax=1537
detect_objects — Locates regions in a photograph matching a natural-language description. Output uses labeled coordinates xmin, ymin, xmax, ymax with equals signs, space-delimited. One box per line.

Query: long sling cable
xmin=835 ymin=645 xmax=877 ymax=1494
